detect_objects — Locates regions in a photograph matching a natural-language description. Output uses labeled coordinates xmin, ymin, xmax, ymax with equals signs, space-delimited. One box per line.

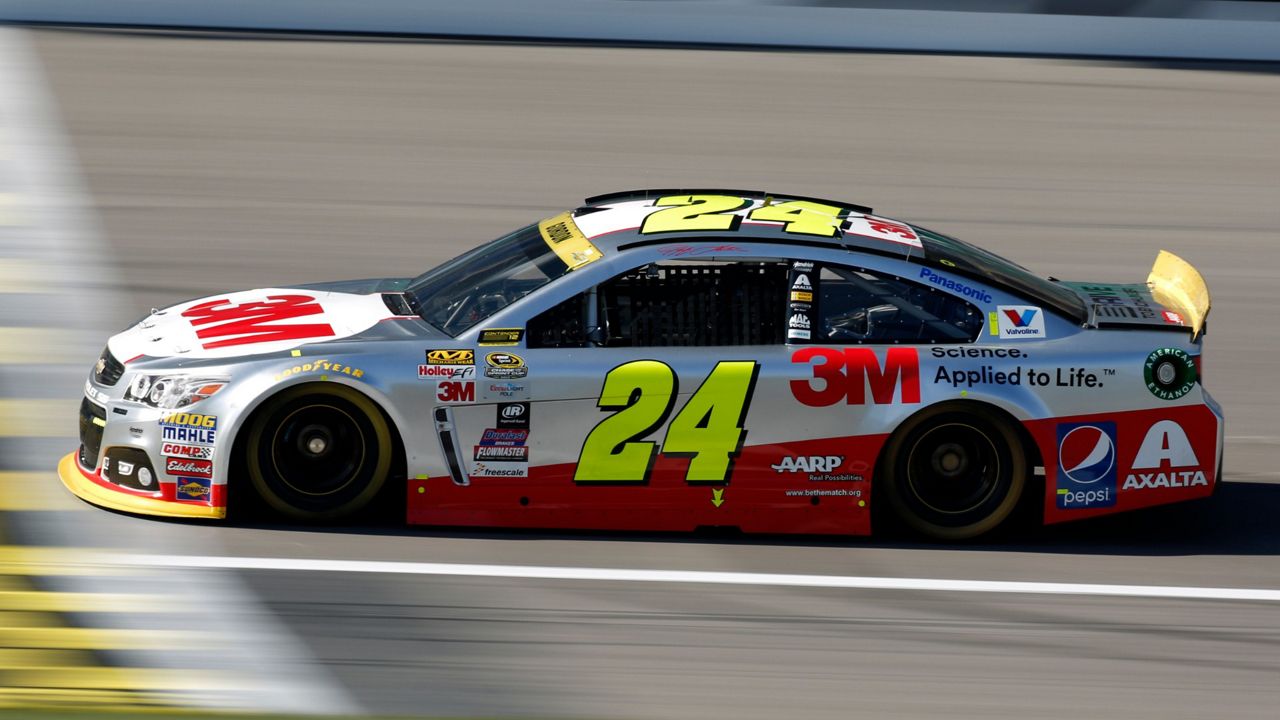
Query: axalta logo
xmin=994 ymin=305 xmax=1046 ymax=339
xmin=1056 ymin=422 xmax=1117 ymax=508
xmin=791 ymin=347 xmax=920 ymax=407
xmin=772 ymin=455 xmax=842 ymax=473
xmin=792 ymin=274 xmax=812 ymax=289
xmin=1123 ymin=420 xmax=1207 ymax=490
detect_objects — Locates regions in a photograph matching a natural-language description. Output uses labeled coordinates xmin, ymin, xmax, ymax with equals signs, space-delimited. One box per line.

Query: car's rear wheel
xmin=246 ymin=384 xmax=392 ymax=520
xmin=881 ymin=404 xmax=1026 ymax=540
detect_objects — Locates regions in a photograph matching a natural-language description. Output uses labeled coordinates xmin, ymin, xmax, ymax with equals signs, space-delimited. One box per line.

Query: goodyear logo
xmin=426 ymin=349 xmax=474 ymax=365
xmin=274 ymin=358 xmax=365 ymax=382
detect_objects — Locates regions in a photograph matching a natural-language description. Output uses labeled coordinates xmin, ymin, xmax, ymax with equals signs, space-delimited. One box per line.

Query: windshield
xmin=406 ymin=224 xmax=573 ymax=336
xmin=912 ymin=225 xmax=1088 ymax=322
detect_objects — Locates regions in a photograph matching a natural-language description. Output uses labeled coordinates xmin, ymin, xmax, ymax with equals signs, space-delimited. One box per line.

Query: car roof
xmin=572 ymin=188 xmax=923 ymax=259
xmin=565 ymin=189 xmax=1088 ymax=323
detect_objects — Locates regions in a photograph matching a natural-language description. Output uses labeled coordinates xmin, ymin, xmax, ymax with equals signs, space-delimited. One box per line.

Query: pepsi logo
xmin=1058 ymin=425 xmax=1115 ymax=485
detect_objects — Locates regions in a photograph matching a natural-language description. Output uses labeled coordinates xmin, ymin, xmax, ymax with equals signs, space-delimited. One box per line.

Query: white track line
xmin=0 ymin=28 xmax=361 ymax=716
xmin=108 ymin=554 xmax=1280 ymax=603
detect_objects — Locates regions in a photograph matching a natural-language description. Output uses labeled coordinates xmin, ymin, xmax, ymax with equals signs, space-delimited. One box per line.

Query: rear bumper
xmin=57 ymin=452 xmax=226 ymax=519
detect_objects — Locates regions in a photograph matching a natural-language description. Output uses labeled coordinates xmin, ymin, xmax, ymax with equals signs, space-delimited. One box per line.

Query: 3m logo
xmin=182 ymin=295 xmax=334 ymax=350
xmin=790 ymin=348 xmax=920 ymax=407
xmin=1003 ymin=308 xmax=1038 ymax=327
xmin=436 ymin=381 xmax=475 ymax=403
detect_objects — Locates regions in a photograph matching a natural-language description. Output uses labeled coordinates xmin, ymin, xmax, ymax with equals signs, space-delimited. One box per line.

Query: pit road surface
xmin=16 ymin=28 xmax=1280 ymax=718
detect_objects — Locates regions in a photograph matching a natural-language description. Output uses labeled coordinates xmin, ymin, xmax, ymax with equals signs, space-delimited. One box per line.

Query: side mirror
xmin=587 ymin=326 xmax=608 ymax=347
xmin=865 ymin=304 xmax=899 ymax=336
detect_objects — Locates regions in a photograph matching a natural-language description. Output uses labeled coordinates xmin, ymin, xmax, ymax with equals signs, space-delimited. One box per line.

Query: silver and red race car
xmin=61 ymin=189 xmax=1222 ymax=539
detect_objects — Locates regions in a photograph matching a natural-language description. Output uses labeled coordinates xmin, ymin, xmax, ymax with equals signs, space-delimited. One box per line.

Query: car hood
xmin=108 ymin=286 xmax=404 ymax=362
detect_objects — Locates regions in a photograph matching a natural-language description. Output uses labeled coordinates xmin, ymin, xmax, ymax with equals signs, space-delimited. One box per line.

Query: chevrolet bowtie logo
xmin=95 ymin=357 xmax=107 ymax=374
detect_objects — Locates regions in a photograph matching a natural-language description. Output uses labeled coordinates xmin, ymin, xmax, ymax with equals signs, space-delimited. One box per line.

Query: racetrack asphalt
xmin=10 ymin=27 xmax=1280 ymax=718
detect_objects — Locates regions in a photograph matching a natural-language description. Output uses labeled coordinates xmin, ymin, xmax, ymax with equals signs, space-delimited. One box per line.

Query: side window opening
xmin=817 ymin=265 xmax=984 ymax=344
xmin=528 ymin=260 xmax=788 ymax=349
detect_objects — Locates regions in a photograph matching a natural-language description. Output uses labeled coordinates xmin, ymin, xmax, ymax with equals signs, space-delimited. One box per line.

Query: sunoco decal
xmin=174 ymin=476 xmax=212 ymax=502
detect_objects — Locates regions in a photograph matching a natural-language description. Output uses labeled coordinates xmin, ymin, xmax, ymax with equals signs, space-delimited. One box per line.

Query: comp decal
xmin=575 ymin=360 xmax=758 ymax=484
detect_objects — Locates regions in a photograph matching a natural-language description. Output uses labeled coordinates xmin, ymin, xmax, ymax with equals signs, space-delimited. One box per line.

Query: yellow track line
xmin=0 ymin=472 xmax=83 ymax=511
xmin=0 ymin=328 xmax=84 ymax=365
xmin=0 ymin=259 xmax=52 ymax=293
xmin=0 ymin=626 xmax=215 ymax=651
xmin=0 ymin=590 xmax=172 ymax=612
xmin=0 ymin=399 xmax=78 ymax=438
xmin=0 ymin=193 xmax=21 ymax=226
xmin=0 ymin=546 xmax=137 ymax=576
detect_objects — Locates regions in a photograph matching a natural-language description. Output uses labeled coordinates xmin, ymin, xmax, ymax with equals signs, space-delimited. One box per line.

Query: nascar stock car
xmin=61 ymin=189 xmax=1222 ymax=540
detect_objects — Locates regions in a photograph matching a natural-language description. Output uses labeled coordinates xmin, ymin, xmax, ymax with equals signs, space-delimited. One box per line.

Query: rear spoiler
xmin=1147 ymin=250 xmax=1210 ymax=338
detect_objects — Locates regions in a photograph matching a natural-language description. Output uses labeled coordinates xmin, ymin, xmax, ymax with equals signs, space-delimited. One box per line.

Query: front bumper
xmin=58 ymin=451 xmax=225 ymax=519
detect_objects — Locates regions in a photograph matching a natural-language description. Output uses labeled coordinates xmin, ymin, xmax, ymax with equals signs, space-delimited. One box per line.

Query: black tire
xmin=246 ymin=383 xmax=392 ymax=521
xmin=881 ymin=403 xmax=1027 ymax=541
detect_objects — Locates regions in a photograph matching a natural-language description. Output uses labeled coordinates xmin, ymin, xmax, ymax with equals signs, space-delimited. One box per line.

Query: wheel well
xmin=227 ymin=382 xmax=408 ymax=520
xmin=872 ymin=400 xmax=1044 ymax=529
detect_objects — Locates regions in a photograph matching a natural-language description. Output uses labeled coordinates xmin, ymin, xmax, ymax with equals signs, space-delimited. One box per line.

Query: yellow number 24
xmin=574 ymin=360 xmax=758 ymax=484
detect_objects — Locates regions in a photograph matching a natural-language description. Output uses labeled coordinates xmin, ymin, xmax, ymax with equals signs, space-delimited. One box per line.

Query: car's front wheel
xmin=246 ymin=383 xmax=392 ymax=520
xmin=880 ymin=403 xmax=1026 ymax=540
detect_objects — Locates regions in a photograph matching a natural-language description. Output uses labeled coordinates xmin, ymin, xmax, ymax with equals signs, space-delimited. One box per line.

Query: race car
xmin=60 ymin=189 xmax=1222 ymax=539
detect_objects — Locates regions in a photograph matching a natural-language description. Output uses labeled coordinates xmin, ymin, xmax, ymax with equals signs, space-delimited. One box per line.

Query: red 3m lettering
xmin=790 ymin=347 xmax=920 ymax=406
xmin=436 ymin=381 xmax=475 ymax=403
xmin=182 ymin=294 xmax=335 ymax=350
